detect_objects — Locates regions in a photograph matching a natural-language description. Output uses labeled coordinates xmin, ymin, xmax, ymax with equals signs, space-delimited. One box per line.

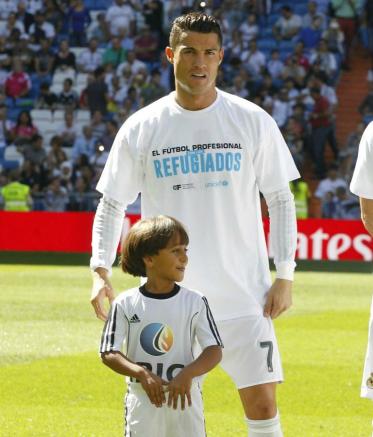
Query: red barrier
xmin=0 ymin=212 xmax=372 ymax=261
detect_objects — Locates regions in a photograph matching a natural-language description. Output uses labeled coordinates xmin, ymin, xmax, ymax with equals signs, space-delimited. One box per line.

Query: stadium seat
xmin=52 ymin=68 xmax=76 ymax=87
xmin=3 ymin=146 xmax=24 ymax=169
xmin=257 ymin=39 xmax=278 ymax=52
xmin=53 ymin=110 xmax=65 ymax=123
xmin=76 ymin=110 xmax=90 ymax=122
xmin=31 ymin=109 xmax=53 ymax=122
xmin=70 ymin=47 xmax=85 ymax=59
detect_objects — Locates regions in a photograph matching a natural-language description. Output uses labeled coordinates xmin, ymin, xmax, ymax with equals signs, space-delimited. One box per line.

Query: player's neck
xmin=144 ymin=278 xmax=176 ymax=295
xmin=175 ymin=86 xmax=217 ymax=111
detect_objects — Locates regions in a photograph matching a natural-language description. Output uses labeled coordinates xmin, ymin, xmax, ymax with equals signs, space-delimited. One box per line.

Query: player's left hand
xmin=263 ymin=278 xmax=292 ymax=319
xmin=167 ymin=370 xmax=193 ymax=410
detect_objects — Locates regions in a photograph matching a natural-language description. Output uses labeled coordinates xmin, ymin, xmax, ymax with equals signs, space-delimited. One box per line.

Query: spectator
xmin=314 ymin=165 xmax=347 ymax=199
xmin=0 ymin=103 xmax=14 ymax=147
xmin=72 ymin=125 xmax=96 ymax=161
xmin=282 ymin=55 xmax=306 ymax=87
xmin=298 ymin=16 xmax=323 ymax=50
xmin=77 ymin=37 xmax=102 ymax=74
xmin=140 ymin=68 xmax=167 ymax=105
xmin=44 ymin=177 xmax=69 ymax=211
xmin=43 ymin=0 xmax=65 ymax=34
xmin=90 ymin=110 xmax=106 ymax=142
xmin=117 ymin=50 xmax=147 ymax=77
xmin=34 ymin=38 xmax=54 ymax=80
xmin=0 ymin=36 xmax=12 ymax=73
xmin=364 ymin=0 xmax=373 ymax=71
xmin=15 ymin=1 xmax=34 ymax=34
xmin=0 ymin=169 xmax=32 ymax=211
xmin=22 ymin=133 xmax=47 ymax=166
xmin=322 ymin=19 xmax=345 ymax=56
xmin=103 ymin=36 xmax=127 ymax=69
xmin=273 ymin=5 xmax=302 ymax=41
xmin=19 ymin=159 xmax=45 ymax=193
xmin=25 ymin=0 xmax=44 ymax=15
xmin=87 ymin=12 xmax=110 ymax=45
xmin=67 ymin=0 xmax=91 ymax=46
xmin=56 ymin=110 xmax=80 ymax=148
xmin=35 ymin=82 xmax=58 ymax=110
xmin=100 ymin=120 xmax=118 ymax=151
xmin=45 ymin=135 xmax=67 ymax=171
xmin=227 ymin=74 xmax=250 ymax=99
xmin=106 ymin=0 xmax=136 ymax=37
xmin=302 ymin=1 xmax=326 ymax=30
xmin=339 ymin=122 xmax=366 ymax=179
xmin=239 ymin=13 xmax=259 ymax=44
xmin=241 ymin=39 xmax=266 ymax=79
xmin=28 ymin=10 xmax=55 ymax=46
xmin=157 ymin=51 xmax=173 ymax=93
xmin=0 ymin=0 xmax=17 ymax=20
xmin=86 ymin=66 xmax=109 ymax=115
xmin=59 ymin=160 xmax=74 ymax=192
xmin=309 ymin=87 xmax=336 ymax=178
xmin=321 ymin=190 xmax=337 ymax=218
xmin=134 ymin=25 xmax=160 ymax=63
xmin=57 ymin=78 xmax=79 ymax=110
xmin=293 ymin=41 xmax=311 ymax=71
xmin=309 ymin=39 xmax=338 ymax=81
xmin=10 ymin=110 xmax=37 ymax=147
xmin=5 ymin=57 xmax=31 ymax=99
xmin=267 ymin=49 xmax=285 ymax=80
xmin=283 ymin=116 xmax=305 ymax=170
xmin=67 ymin=176 xmax=95 ymax=211
xmin=333 ymin=186 xmax=361 ymax=219
xmin=0 ymin=12 xmax=25 ymax=39
xmin=358 ymin=81 xmax=373 ymax=123
xmin=53 ymin=40 xmax=76 ymax=73
xmin=290 ymin=178 xmax=310 ymax=218
xmin=330 ymin=0 xmax=360 ymax=69
xmin=143 ymin=0 xmax=164 ymax=39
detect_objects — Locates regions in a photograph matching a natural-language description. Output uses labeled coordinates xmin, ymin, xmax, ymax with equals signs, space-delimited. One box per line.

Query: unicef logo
xmin=140 ymin=323 xmax=174 ymax=356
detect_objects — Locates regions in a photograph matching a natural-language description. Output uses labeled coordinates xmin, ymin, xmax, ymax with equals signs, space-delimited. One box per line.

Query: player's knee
xmin=246 ymin=398 xmax=277 ymax=420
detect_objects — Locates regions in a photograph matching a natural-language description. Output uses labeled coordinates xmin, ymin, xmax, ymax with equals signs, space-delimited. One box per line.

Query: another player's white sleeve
xmin=100 ymin=301 xmax=128 ymax=353
xmin=264 ymin=186 xmax=297 ymax=281
xmin=350 ymin=121 xmax=373 ymax=199
xmin=90 ymin=196 xmax=125 ymax=275
xmin=195 ymin=297 xmax=223 ymax=350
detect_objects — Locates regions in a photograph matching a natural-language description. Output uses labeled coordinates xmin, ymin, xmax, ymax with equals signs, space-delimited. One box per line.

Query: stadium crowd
xmin=0 ymin=0 xmax=371 ymax=219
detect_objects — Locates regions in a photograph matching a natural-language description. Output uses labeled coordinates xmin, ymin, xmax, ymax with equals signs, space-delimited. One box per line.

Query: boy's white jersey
xmin=97 ymin=89 xmax=300 ymax=320
xmin=100 ymin=285 xmax=222 ymax=384
xmin=350 ymin=121 xmax=373 ymax=199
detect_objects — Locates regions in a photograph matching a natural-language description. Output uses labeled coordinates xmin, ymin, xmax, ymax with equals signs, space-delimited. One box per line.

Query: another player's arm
xmin=263 ymin=186 xmax=297 ymax=319
xmin=167 ymin=345 xmax=222 ymax=410
xmin=91 ymin=196 xmax=126 ymax=320
xmin=360 ymin=197 xmax=373 ymax=237
xmin=101 ymin=351 xmax=167 ymax=407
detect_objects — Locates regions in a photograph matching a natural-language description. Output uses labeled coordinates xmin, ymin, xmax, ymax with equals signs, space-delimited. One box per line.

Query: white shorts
xmin=124 ymin=383 xmax=206 ymax=436
xmin=216 ymin=315 xmax=283 ymax=389
xmin=361 ymin=296 xmax=373 ymax=399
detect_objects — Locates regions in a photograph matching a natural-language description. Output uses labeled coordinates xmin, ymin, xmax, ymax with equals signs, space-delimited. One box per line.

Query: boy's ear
xmin=143 ymin=255 xmax=153 ymax=268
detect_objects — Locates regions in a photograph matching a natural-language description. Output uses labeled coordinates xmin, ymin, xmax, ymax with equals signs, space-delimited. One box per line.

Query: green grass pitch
xmin=1 ymin=264 xmax=373 ymax=436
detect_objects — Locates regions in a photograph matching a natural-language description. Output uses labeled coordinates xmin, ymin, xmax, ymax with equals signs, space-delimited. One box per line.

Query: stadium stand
xmin=0 ymin=0 xmax=371 ymax=218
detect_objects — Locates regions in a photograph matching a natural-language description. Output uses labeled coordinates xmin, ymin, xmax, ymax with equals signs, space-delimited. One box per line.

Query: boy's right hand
xmin=138 ymin=368 xmax=168 ymax=408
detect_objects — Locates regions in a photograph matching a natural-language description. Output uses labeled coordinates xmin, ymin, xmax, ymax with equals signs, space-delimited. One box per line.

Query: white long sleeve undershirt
xmin=90 ymin=186 xmax=297 ymax=280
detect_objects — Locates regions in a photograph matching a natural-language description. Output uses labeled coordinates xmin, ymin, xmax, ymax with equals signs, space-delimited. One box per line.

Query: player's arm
xmin=101 ymin=351 xmax=167 ymax=408
xmin=360 ymin=197 xmax=373 ymax=237
xmin=263 ymin=185 xmax=297 ymax=319
xmin=90 ymin=196 xmax=126 ymax=320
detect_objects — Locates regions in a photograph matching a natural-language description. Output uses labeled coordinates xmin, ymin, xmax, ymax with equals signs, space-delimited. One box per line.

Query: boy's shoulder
xmin=114 ymin=286 xmax=141 ymax=305
xmin=179 ymin=286 xmax=206 ymax=303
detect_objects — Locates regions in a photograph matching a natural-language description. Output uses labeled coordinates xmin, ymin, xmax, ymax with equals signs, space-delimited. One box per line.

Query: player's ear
xmin=218 ymin=48 xmax=224 ymax=65
xmin=165 ymin=46 xmax=174 ymax=64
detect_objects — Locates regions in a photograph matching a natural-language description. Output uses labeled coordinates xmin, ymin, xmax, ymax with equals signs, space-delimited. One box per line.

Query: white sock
xmin=246 ymin=411 xmax=283 ymax=436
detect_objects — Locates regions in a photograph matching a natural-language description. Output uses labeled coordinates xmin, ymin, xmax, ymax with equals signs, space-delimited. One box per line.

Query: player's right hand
xmin=138 ymin=369 xmax=168 ymax=408
xmin=91 ymin=269 xmax=115 ymax=321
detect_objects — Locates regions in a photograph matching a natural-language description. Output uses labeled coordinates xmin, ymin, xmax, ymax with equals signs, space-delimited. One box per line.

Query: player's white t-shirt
xmin=100 ymin=285 xmax=222 ymax=385
xmin=97 ymin=89 xmax=300 ymax=320
xmin=350 ymin=121 xmax=373 ymax=199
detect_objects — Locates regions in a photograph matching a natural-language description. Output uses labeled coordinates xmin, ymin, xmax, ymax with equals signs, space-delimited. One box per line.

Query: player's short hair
xmin=169 ymin=12 xmax=222 ymax=49
xmin=120 ymin=215 xmax=189 ymax=277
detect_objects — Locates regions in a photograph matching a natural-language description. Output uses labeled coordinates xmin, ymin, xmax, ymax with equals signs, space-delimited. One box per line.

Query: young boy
xmin=100 ymin=215 xmax=223 ymax=436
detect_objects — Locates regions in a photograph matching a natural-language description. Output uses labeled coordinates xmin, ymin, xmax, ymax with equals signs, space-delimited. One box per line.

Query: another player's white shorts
xmin=124 ymin=383 xmax=206 ymax=436
xmin=361 ymin=295 xmax=373 ymax=399
xmin=216 ymin=315 xmax=283 ymax=389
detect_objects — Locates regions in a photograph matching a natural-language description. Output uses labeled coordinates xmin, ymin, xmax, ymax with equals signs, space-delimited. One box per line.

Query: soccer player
xmin=350 ymin=121 xmax=373 ymax=401
xmin=91 ymin=12 xmax=299 ymax=437
xmin=100 ymin=215 xmax=222 ymax=436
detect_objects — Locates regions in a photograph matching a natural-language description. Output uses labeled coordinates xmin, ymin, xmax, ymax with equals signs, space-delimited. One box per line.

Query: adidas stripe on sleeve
xmin=100 ymin=302 xmax=129 ymax=353
xmin=195 ymin=296 xmax=223 ymax=350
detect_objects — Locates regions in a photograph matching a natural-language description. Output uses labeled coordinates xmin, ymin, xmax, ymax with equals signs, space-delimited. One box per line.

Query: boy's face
xmin=145 ymin=235 xmax=188 ymax=284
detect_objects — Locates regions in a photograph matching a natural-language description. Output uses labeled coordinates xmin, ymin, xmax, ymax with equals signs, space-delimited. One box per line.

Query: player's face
xmin=166 ymin=31 xmax=223 ymax=109
xmin=147 ymin=236 xmax=188 ymax=285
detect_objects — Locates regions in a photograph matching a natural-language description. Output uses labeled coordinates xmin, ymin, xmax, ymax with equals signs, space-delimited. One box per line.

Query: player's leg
xmin=361 ymin=296 xmax=373 ymax=400
xmin=217 ymin=316 xmax=284 ymax=437
xmin=239 ymin=383 xmax=282 ymax=437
